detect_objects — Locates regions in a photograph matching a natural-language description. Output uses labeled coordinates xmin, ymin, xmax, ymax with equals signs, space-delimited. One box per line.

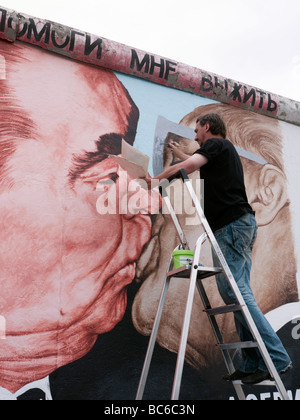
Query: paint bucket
xmin=172 ymin=250 xmax=194 ymax=269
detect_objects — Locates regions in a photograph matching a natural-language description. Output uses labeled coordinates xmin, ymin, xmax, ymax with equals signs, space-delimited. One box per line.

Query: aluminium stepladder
xmin=136 ymin=169 xmax=290 ymax=401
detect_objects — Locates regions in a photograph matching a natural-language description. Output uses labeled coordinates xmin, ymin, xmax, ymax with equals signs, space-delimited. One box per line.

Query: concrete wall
xmin=0 ymin=7 xmax=299 ymax=400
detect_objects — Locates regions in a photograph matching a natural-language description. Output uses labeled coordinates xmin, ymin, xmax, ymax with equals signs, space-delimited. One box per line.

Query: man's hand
xmin=168 ymin=140 xmax=190 ymax=161
xmin=168 ymin=140 xmax=180 ymax=151
xmin=138 ymin=176 xmax=159 ymax=190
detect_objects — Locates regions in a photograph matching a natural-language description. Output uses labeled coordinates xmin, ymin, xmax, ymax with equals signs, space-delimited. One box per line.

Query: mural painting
xmin=0 ymin=8 xmax=300 ymax=400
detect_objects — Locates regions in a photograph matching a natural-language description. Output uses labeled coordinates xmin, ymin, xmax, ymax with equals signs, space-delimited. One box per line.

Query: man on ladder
xmin=146 ymin=112 xmax=292 ymax=385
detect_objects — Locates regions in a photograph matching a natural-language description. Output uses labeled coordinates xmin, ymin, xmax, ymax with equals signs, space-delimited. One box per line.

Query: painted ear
xmin=204 ymin=122 xmax=211 ymax=133
xmin=250 ymin=164 xmax=289 ymax=226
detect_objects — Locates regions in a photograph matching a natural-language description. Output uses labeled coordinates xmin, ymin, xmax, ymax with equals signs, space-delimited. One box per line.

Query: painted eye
xmin=110 ymin=173 xmax=120 ymax=183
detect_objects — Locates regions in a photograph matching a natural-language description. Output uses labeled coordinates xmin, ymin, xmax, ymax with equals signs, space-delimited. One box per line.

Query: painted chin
xmin=93 ymin=262 xmax=137 ymax=334
xmin=111 ymin=262 xmax=137 ymax=288
xmin=105 ymin=261 xmax=137 ymax=315
xmin=0 ymin=263 xmax=138 ymax=393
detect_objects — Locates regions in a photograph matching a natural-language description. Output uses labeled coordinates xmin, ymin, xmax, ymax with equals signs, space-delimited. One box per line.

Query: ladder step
xmin=218 ymin=341 xmax=258 ymax=350
xmin=233 ymin=380 xmax=275 ymax=387
xmin=205 ymin=304 xmax=243 ymax=316
xmin=167 ymin=265 xmax=223 ymax=280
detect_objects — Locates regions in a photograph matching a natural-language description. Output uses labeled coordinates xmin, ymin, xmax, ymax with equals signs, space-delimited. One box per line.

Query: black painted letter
xmin=130 ymin=50 xmax=150 ymax=73
xmin=84 ymin=35 xmax=102 ymax=59
xmin=0 ymin=8 xmax=7 ymax=32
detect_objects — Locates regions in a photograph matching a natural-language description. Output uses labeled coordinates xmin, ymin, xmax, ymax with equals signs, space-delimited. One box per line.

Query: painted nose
xmin=123 ymin=179 xmax=162 ymax=220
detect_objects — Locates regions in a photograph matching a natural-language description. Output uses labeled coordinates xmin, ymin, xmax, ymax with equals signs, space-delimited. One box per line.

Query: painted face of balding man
xmin=0 ymin=41 xmax=157 ymax=393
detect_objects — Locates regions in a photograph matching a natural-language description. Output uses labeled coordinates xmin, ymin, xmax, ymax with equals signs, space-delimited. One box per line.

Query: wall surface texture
xmin=0 ymin=7 xmax=299 ymax=400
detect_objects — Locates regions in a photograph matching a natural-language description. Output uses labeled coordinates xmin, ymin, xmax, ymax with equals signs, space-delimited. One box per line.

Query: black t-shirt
xmin=194 ymin=138 xmax=253 ymax=232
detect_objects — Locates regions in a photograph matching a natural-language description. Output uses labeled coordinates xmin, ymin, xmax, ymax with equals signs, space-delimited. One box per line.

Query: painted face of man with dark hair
xmin=0 ymin=41 xmax=156 ymax=393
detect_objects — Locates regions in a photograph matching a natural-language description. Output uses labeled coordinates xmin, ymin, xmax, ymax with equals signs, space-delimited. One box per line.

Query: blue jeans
xmin=212 ymin=213 xmax=291 ymax=373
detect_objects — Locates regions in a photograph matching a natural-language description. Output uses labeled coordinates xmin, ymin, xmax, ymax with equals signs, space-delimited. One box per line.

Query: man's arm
xmin=154 ymin=153 xmax=208 ymax=182
xmin=168 ymin=141 xmax=190 ymax=161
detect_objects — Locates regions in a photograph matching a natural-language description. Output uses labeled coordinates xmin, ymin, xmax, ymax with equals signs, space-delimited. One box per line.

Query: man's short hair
xmin=183 ymin=104 xmax=284 ymax=172
xmin=196 ymin=113 xmax=227 ymax=139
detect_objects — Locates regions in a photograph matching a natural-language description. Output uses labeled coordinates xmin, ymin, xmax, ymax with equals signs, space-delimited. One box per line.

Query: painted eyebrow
xmin=68 ymin=133 xmax=123 ymax=184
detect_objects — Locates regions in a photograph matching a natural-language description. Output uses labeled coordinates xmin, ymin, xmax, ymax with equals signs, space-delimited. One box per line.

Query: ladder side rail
xmin=160 ymin=183 xmax=190 ymax=250
xmin=162 ymin=171 xmax=246 ymax=399
xmin=171 ymin=233 xmax=207 ymax=400
xmin=136 ymin=275 xmax=172 ymax=400
xmin=239 ymin=307 xmax=290 ymax=400
xmin=156 ymin=171 xmax=289 ymax=400
xmin=196 ymin=278 xmax=246 ymax=400
xmin=180 ymin=170 xmax=290 ymax=401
